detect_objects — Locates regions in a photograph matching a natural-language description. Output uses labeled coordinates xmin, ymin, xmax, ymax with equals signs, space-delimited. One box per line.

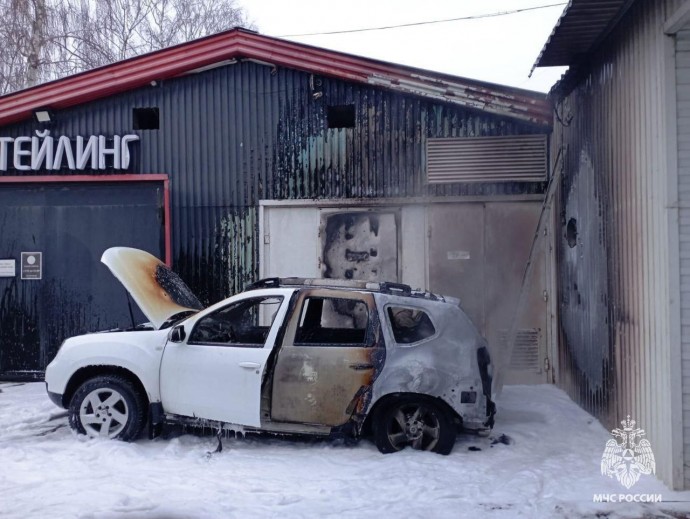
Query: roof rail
xmin=244 ymin=277 xmax=451 ymax=303
xmin=245 ymin=277 xmax=281 ymax=290
xmin=378 ymin=282 xmax=412 ymax=296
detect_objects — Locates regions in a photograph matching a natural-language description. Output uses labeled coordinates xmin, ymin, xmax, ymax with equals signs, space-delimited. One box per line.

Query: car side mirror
xmin=169 ymin=325 xmax=186 ymax=343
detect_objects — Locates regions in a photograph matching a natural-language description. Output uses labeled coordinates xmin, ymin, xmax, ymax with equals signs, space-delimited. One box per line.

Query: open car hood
xmin=101 ymin=247 xmax=203 ymax=330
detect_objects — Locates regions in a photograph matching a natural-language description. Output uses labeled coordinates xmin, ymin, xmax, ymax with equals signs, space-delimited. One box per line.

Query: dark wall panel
xmin=0 ymin=182 xmax=164 ymax=376
xmin=0 ymin=62 xmax=548 ymax=375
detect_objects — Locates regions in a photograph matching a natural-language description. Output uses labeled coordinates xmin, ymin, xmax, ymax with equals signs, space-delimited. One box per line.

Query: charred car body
xmin=45 ymin=247 xmax=495 ymax=454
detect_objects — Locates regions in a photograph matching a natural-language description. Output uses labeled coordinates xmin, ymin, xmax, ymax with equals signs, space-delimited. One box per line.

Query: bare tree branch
xmin=0 ymin=0 xmax=254 ymax=94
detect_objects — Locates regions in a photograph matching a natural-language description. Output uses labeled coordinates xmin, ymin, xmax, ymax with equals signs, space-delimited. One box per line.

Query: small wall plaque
xmin=0 ymin=259 xmax=16 ymax=277
xmin=21 ymin=252 xmax=42 ymax=280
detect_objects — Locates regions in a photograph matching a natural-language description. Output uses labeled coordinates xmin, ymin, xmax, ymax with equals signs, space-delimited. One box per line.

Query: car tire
xmin=373 ymin=397 xmax=455 ymax=455
xmin=68 ymin=375 xmax=146 ymax=441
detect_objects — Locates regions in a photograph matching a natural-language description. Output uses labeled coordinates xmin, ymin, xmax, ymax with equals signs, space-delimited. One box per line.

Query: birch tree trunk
xmin=25 ymin=0 xmax=48 ymax=87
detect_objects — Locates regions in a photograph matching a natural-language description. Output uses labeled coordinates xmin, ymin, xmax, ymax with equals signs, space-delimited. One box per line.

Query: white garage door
xmin=260 ymin=200 xmax=551 ymax=385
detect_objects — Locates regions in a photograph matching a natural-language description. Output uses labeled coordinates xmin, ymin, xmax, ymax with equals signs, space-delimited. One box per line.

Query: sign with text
xmin=0 ymin=259 xmax=16 ymax=277
xmin=0 ymin=131 xmax=139 ymax=172
xmin=21 ymin=252 xmax=42 ymax=280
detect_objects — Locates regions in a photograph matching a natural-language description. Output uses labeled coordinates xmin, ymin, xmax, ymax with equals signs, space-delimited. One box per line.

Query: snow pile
xmin=0 ymin=382 xmax=688 ymax=518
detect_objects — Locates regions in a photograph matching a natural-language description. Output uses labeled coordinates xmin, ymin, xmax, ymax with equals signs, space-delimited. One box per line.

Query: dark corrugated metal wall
xmin=0 ymin=182 xmax=164 ymax=376
xmin=552 ymin=110 xmax=614 ymax=424
xmin=550 ymin=1 xmax=685 ymax=489
xmin=2 ymin=61 xmax=545 ymax=306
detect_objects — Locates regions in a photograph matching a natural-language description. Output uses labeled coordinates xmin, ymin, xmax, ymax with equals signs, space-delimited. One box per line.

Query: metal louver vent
xmin=500 ymin=328 xmax=541 ymax=372
xmin=427 ymin=135 xmax=547 ymax=183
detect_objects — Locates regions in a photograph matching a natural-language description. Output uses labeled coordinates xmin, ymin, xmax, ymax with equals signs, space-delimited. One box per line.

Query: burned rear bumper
xmin=477 ymin=345 xmax=496 ymax=427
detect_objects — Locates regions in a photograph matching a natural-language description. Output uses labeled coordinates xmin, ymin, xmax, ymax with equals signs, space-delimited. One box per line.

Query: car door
xmin=270 ymin=289 xmax=383 ymax=427
xmin=159 ymin=292 xmax=290 ymax=427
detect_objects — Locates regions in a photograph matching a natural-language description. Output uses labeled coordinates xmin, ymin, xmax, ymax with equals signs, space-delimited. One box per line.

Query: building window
xmin=327 ymin=105 xmax=355 ymax=129
xmin=133 ymin=107 xmax=160 ymax=130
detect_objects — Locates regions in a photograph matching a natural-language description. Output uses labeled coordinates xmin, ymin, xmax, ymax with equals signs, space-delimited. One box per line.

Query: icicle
xmin=205 ymin=425 xmax=223 ymax=458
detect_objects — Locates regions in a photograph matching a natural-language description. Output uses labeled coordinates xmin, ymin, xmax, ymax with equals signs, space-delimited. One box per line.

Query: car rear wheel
xmin=68 ymin=375 xmax=146 ymax=441
xmin=373 ymin=398 xmax=455 ymax=455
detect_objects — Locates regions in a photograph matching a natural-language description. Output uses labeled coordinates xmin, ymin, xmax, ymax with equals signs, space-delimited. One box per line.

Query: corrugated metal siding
xmin=0 ymin=61 xmax=546 ymax=308
xmin=551 ymin=0 xmax=685 ymax=489
xmin=676 ymin=27 xmax=690 ymax=491
xmin=427 ymin=135 xmax=547 ymax=183
xmin=0 ymin=29 xmax=552 ymax=127
xmin=534 ymin=0 xmax=630 ymax=69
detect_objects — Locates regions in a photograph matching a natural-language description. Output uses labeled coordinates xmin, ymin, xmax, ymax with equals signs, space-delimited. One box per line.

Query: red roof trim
xmin=0 ymin=29 xmax=551 ymax=127
xmin=0 ymin=173 xmax=168 ymax=183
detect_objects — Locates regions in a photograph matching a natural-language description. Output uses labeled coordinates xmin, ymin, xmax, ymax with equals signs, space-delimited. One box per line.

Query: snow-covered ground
xmin=0 ymin=382 xmax=688 ymax=519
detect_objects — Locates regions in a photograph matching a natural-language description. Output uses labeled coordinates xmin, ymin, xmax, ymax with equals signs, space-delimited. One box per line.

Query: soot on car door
xmin=270 ymin=289 xmax=384 ymax=427
xmin=0 ymin=180 xmax=166 ymax=380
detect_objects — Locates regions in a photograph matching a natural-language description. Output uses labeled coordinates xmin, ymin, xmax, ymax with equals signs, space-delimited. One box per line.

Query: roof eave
xmin=0 ymin=29 xmax=552 ymax=128
xmin=530 ymin=0 xmax=634 ymax=74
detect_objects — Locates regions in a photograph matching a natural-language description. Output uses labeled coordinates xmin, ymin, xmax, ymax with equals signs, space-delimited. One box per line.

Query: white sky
xmin=237 ymin=0 xmax=569 ymax=93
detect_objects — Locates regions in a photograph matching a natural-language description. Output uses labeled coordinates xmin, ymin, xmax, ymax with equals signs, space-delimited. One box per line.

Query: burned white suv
xmin=45 ymin=248 xmax=495 ymax=454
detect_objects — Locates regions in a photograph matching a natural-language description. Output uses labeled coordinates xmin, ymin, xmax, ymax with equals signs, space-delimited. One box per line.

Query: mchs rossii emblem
xmin=601 ymin=416 xmax=656 ymax=489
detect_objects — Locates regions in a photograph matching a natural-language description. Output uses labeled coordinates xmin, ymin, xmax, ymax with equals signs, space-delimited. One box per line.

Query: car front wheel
xmin=373 ymin=398 xmax=455 ymax=455
xmin=68 ymin=375 xmax=146 ymax=441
